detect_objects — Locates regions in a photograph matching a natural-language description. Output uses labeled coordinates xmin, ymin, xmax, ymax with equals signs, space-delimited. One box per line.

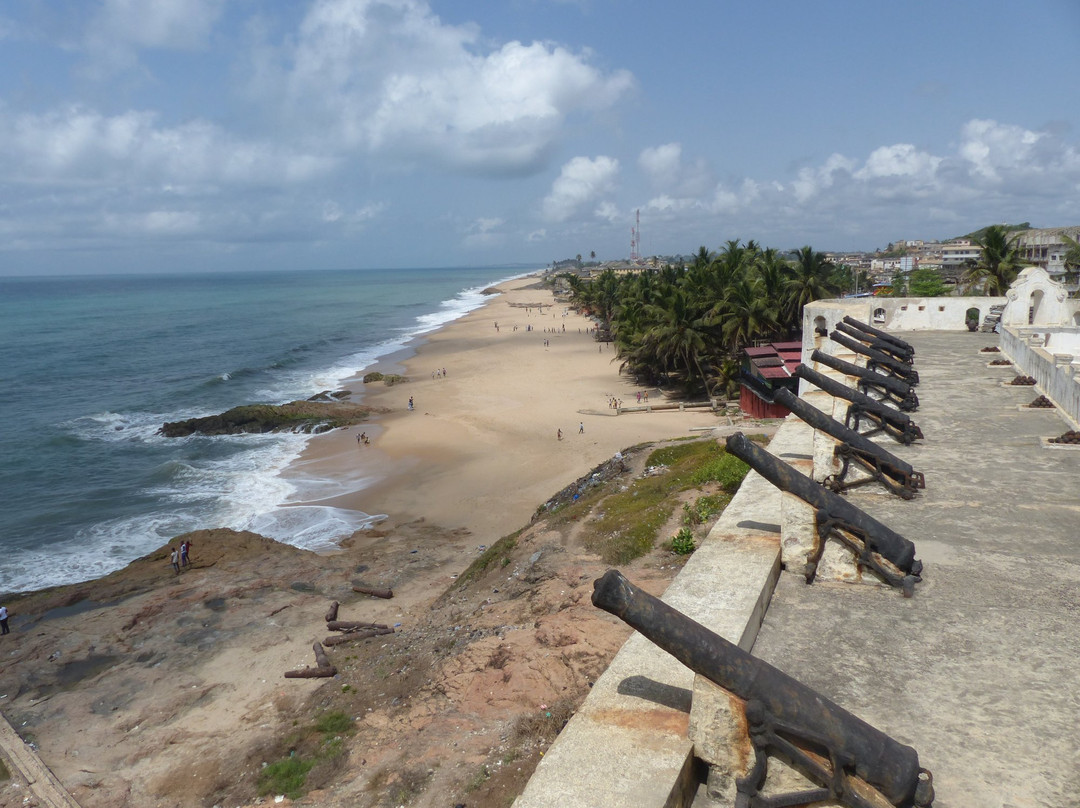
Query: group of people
xmin=431 ymin=367 xmax=447 ymax=379
xmin=357 ymin=431 xmax=370 ymax=446
xmin=169 ymin=539 xmax=194 ymax=574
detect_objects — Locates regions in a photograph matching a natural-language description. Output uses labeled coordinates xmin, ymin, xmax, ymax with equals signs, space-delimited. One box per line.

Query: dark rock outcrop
xmin=159 ymin=401 xmax=381 ymax=437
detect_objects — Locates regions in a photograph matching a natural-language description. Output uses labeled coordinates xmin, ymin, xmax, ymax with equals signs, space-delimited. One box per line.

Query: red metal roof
xmin=758 ymin=365 xmax=793 ymax=380
xmin=744 ymin=346 xmax=775 ymax=357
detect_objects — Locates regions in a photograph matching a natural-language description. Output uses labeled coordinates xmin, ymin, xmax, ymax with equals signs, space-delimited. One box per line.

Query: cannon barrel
xmin=724 ymin=432 xmax=919 ymax=574
xmin=811 ymin=350 xmax=919 ymax=411
xmin=795 ymin=364 xmax=921 ymax=439
xmin=843 ymin=316 xmax=914 ymax=354
xmin=592 ymin=569 xmax=926 ymax=806
xmin=835 ymin=322 xmax=914 ymax=364
xmin=830 ymin=331 xmax=919 ymax=386
xmin=773 ymin=387 xmax=915 ymax=479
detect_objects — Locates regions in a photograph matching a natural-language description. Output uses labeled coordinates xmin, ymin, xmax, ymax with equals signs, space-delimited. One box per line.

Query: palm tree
xmin=1061 ymin=234 xmax=1080 ymax=288
xmin=784 ymin=246 xmax=839 ymax=325
xmin=720 ymin=272 xmax=777 ymax=352
xmin=961 ymin=225 xmax=1022 ymax=295
xmin=640 ymin=286 xmax=715 ymax=395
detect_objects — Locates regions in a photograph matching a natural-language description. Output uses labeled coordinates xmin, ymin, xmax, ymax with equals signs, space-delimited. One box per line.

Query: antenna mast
xmin=630 ymin=209 xmax=641 ymax=262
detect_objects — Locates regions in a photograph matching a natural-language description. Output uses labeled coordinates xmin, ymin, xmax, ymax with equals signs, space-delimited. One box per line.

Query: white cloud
xmin=463 ymin=217 xmax=506 ymax=247
xmin=541 ymin=155 xmax=619 ymax=221
xmin=80 ymin=0 xmax=224 ymax=76
xmin=638 ymin=142 xmax=713 ymax=198
xmin=1 ymin=106 xmax=333 ymax=185
xmin=639 ymin=143 xmax=682 ymax=181
xmin=855 ymin=144 xmax=941 ymax=182
xmin=323 ymin=200 xmax=385 ymax=225
xmin=791 ymin=153 xmax=857 ymax=203
xmin=90 ymin=0 xmax=224 ymax=50
xmin=269 ymin=0 xmax=634 ymax=173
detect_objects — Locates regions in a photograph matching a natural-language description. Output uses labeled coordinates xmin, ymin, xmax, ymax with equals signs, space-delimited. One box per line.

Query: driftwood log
xmin=323 ymin=627 xmax=395 ymax=646
xmin=325 ymin=601 xmax=339 ymax=622
xmin=352 ymin=585 xmax=394 ymax=599
xmin=284 ymin=642 xmax=337 ymax=679
xmin=327 ymin=620 xmax=389 ymax=632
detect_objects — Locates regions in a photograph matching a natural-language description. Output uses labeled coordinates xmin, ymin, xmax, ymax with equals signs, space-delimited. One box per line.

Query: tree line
xmin=560 ymin=240 xmax=842 ymax=398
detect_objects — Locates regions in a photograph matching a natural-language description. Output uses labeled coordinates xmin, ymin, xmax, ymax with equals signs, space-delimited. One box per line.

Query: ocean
xmin=0 ymin=266 xmax=534 ymax=595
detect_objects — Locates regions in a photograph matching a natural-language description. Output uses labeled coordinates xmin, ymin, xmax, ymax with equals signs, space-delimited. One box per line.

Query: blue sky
xmin=2 ymin=0 xmax=1080 ymax=275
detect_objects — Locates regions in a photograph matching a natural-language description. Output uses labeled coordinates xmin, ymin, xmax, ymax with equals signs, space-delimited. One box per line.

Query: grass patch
xmin=690 ymin=453 xmax=749 ymax=490
xmin=256 ymin=710 xmax=356 ymax=799
xmin=452 ymin=529 xmax=523 ymax=588
xmin=0 ymin=758 xmax=9 ymax=781
xmin=582 ymin=439 xmax=744 ymax=564
xmin=583 ymin=477 xmax=674 ymax=564
xmin=259 ymin=756 xmax=313 ymax=799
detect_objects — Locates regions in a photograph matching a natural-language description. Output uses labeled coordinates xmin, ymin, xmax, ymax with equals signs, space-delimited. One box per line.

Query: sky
xmin=2 ymin=0 xmax=1080 ymax=275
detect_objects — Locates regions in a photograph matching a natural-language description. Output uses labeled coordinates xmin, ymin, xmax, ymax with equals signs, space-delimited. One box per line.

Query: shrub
xmin=362 ymin=372 xmax=384 ymax=383
xmin=670 ymin=527 xmax=695 ymax=555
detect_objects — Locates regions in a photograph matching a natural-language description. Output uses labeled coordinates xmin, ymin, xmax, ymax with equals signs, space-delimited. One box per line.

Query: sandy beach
xmin=289 ymin=274 xmax=722 ymax=542
xmin=0 ymin=273 xmax=764 ymax=808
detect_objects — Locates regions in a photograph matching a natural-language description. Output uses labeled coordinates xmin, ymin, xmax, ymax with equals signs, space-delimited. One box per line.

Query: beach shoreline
xmin=284 ymin=273 xmax=724 ymax=544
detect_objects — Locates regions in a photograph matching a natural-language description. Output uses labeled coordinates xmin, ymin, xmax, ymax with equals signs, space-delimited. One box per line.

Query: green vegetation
xmin=682 ymin=493 xmax=731 ymax=527
xmin=907 ymin=267 xmax=949 ymax=297
xmin=561 ymin=240 xmax=841 ymax=396
xmin=961 ymin=224 xmax=1023 ymax=295
xmin=0 ymin=758 xmax=9 ymax=781
xmin=581 ymin=440 xmax=749 ymax=564
xmin=690 ymin=452 xmax=750 ymax=490
xmin=670 ymin=527 xmax=696 ymax=555
xmin=453 ymin=530 xmax=523 ymax=588
xmin=257 ymin=711 xmax=356 ymax=799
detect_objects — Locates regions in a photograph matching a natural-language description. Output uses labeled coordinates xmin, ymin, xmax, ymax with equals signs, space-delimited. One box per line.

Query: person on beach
xmin=408 ymin=396 xmax=414 ymax=411
xmin=579 ymin=421 xmax=584 ymax=434
xmin=557 ymin=428 xmax=563 ymax=441
xmin=170 ymin=548 xmax=180 ymax=574
xmin=0 ymin=605 xmax=9 ymax=635
xmin=180 ymin=540 xmax=189 ymax=567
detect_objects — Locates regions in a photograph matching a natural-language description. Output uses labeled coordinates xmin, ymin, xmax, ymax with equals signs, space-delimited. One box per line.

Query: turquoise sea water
xmin=0 ymin=266 xmax=533 ymax=594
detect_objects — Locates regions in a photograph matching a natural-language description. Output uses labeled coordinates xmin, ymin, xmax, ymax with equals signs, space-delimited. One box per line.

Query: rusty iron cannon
xmin=795 ymin=364 xmax=924 ymax=446
xmin=843 ymin=316 xmax=914 ymax=357
xmin=834 ymin=321 xmax=915 ymax=364
xmin=811 ymin=349 xmax=919 ymax=412
xmin=829 ymin=330 xmax=919 ymax=387
xmin=774 ymin=387 xmax=925 ymax=500
xmin=592 ymin=569 xmax=935 ymax=808
xmin=725 ymin=431 xmax=923 ymax=593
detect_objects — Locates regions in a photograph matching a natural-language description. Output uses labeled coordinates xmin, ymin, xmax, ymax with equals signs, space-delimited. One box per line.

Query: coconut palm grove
xmin=559 ymin=226 xmax=1045 ymax=399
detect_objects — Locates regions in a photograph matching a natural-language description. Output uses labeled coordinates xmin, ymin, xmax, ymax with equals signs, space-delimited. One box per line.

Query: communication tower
xmin=630 ymin=209 xmax=641 ymax=262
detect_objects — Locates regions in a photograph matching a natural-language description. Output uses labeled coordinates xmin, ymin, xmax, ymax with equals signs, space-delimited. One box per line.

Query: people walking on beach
xmin=0 ymin=605 xmax=9 ymax=635
xmin=408 ymin=397 xmax=414 ymax=411
xmin=170 ymin=548 xmax=180 ymax=574
xmin=578 ymin=421 xmax=584 ymax=434
xmin=180 ymin=540 xmax=190 ymax=567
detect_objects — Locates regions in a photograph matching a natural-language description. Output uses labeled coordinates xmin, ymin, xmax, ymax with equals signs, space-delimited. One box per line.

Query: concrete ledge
xmin=515 ymin=428 xmax=788 ymax=807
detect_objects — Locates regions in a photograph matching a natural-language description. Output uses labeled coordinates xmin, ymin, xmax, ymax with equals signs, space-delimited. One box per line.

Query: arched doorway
xmin=873 ymin=307 xmax=886 ymax=324
xmin=965 ymin=306 xmax=981 ymax=331
xmin=813 ymin=315 xmax=827 ymax=336
xmin=1029 ymin=290 xmax=1044 ymax=325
